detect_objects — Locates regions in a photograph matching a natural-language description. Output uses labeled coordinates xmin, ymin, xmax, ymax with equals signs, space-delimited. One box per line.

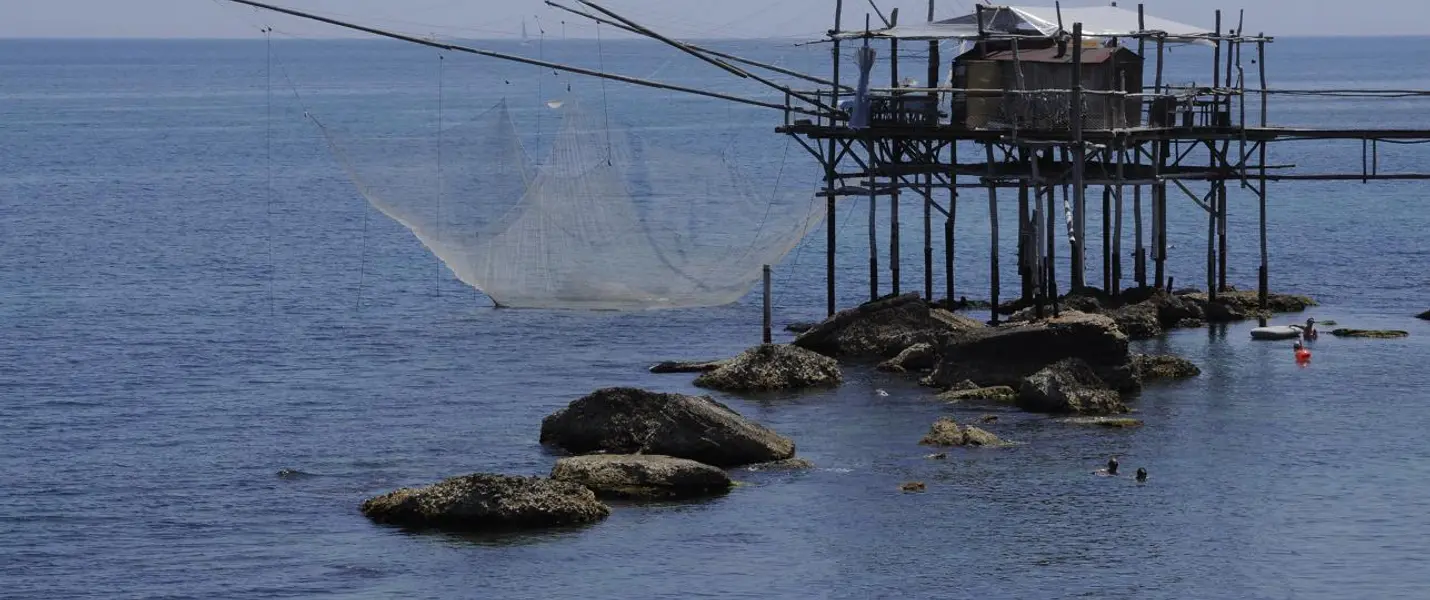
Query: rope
xmin=596 ymin=22 xmax=613 ymax=164
xmin=264 ymin=26 xmax=275 ymax=318
xmin=435 ymin=53 xmax=445 ymax=297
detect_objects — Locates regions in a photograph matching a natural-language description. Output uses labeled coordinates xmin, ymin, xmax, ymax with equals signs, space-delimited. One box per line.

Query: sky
xmin=1 ymin=0 xmax=1426 ymax=39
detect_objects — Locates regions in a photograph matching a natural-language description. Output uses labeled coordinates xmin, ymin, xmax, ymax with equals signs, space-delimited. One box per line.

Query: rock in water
xmin=1132 ymin=354 xmax=1202 ymax=381
xmin=876 ymin=342 xmax=939 ymax=373
xmin=540 ymin=387 xmax=796 ymax=468
xmin=550 ymin=455 xmax=732 ymax=500
xmin=1061 ymin=416 xmax=1145 ymax=428
xmin=1417 ymin=310 xmax=1430 ymax=321
xmin=693 ymin=344 xmax=841 ymax=392
xmin=926 ymin=311 xmax=1139 ymax=393
xmin=1017 ymin=358 xmax=1129 ymax=415
xmin=793 ymin=293 xmax=982 ymax=359
xmin=743 ymin=457 xmax=816 ymax=471
xmin=360 ymin=473 xmax=609 ymax=532
xmin=1329 ymin=329 xmax=1409 ymax=339
xmin=937 ymin=386 xmax=1018 ymax=403
xmin=1110 ymin=302 xmax=1162 ymax=340
xmin=918 ymin=416 xmax=1007 ymax=447
xmin=649 ymin=359 xmax=727 ymax=374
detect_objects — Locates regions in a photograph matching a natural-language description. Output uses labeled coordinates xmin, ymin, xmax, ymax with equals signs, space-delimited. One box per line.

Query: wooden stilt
xmin=1113 ymin=143 xmax=1124 ymax=295
xmin=946 ymin=142 xmax=957 ymax=306
xmin=1102 ymin=185 xmax=1112 ymax=291
xmin=1070 ymin=22 xmax=1086 ymax=291
xmin=826 ymin=0 xmax=843 ymax=316
xmin=1258 ymin=37 xmax=1270 ymax=308
xmin=1019 ymin=164 xmax=1032 ymax=302
xmin=868 ymin=140 xmax=879 ymax=301
xmin=985 ymin=142 xmax=1000 ymax=325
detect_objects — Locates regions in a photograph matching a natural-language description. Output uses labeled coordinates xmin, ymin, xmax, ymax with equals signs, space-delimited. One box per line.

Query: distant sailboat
xmin=521 ymin=19 xmax=530 ymax=46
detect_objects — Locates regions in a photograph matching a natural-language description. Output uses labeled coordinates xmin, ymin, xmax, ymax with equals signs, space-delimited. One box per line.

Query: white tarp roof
xmin=831 ymin=5 xmax=1213 ymax=43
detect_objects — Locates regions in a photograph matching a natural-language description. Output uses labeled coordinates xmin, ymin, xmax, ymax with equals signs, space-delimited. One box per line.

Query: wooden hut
xmin=953 ymin=43 xmax=1144 ymax=131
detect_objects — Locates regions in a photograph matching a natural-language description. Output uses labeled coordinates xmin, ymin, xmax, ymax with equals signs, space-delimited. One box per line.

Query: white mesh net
xmin=312 ymin=99 xmax=824 ymax=310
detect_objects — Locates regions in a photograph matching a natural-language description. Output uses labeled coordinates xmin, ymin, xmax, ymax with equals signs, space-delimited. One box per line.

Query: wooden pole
xmin=1218 ymin=153 xmax=1228 ymax=292
xmin=986 ymin=143 xmax=1000 ymax=325
xmin=890 ymin=34 xmax=901 ymax=296
xmin=1134 ymin=4 xmax=1146 ymax=289
xmin=868 ymin=140 xmax=879 ymax=301
xmin=826 ymin=0 xmax=843 ymax=316
xmin=762 ymin=265 xmax=772 ymax=344
xmin=1102 ymin=184 xmax=1112 ymax=291
xmin=924 ymin=150 xmax=934 ymax=301
xmin=926 ymin=0 xmax=938 ymax=301
xmin=1258 ymin=37 xmax=1269 ymax=308
xmin=1070 ymin=22 xmax=1086 ymax=291
xmin=1019 ymin=152 xmax=1033 ymax=302
xmin=946 ymin=142 xmax=957 ymax=306
xmin=1031 ymin=151 xmax=1046 ymax=318
xmin=1206 ymin=186 xmax=1216 ymax=298
xmin=1154 ymin=140 xmax=1167 ymax=288
xmin=1114 ymin=142 xmax=1124 ymax=295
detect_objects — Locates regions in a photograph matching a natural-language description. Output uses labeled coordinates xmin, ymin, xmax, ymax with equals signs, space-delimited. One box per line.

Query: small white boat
xmin=1250 ymin=324 xmax=1303 ymax=340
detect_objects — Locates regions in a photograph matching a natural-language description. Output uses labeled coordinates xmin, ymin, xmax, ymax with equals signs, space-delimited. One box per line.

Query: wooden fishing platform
xmin=776 ymin=2 xmax=1430 ymax=321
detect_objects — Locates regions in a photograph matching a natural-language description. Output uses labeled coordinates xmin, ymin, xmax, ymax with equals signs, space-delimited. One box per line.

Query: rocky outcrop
xmin=1110 ymin=303 xmax=1162 ymax=340
xmin=1017 ymin=359 xmax=1129 ymax=415
xmin=693 ymin=344 xmax=841 ymax=392
xmin=1132 ymin=354 xmax=1202 ymax=381
xmin=540 ymin=387 xmax=795 ymax=468
xmin=794 ymin=293 xmax=982 ymax=359
xmin=937 ymin=386 xmax=1017 ymax=403
xmin=1417 ymin=310 xmax=1430 ymax=321
xmin=649 ymin=359 xmax=727 ymax=374
xmin=926 ymin=311 xmax=1138 ymax=393
xmin=1180 ymin=290 xmax=1316 ymax=322
xmin=918 ymin=416 xmax=1007 ymax=447
xmin=876 ymin=343 xmax=939 ymax=373
xmin=785 ymin=322 xmax=818 ymax=333
xmin=550 ymin=455 xmax=732 ymax=500
xmin=1330 ymin=329 xmax=1409 ymax=339
xmin=360 ymin=473 xmax=609 ymax=532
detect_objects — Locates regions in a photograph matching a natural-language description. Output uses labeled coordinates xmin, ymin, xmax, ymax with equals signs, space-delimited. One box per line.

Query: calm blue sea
xmin=2 ymin=34 xmax=1430 ymax=599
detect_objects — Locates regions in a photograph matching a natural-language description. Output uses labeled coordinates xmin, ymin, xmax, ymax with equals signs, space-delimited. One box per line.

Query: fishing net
xmin=310 ymin=99 xmax=824 ymax=310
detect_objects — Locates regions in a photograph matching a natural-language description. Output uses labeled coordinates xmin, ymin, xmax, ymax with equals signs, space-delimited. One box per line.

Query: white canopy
xmin=831 ymin=5 xmax=1214 ymax=44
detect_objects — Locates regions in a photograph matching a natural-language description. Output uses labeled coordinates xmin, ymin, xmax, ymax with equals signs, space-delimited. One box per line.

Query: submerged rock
xmin=926 ymin=311 xmax=1138 ymax=393
xmin=1132 ymin=353 xmax=1202 ymax=381
xmin=1329 ymin=329 xmax=1409 ymax=339
xmin=1062 ymin=416 xmax=1145 ymax=428
xmin=876 ymin=342 xmax=939 ymax=373
xmin=1017 ymin=358 xmax=1128 ymax=415
xmin=900 ymin=481 xmax=926 ymax=492
xmin=693 ymin=344 xmax=841 ymax=392
xmin=743 ymin=457 xmax=816 ymax=471
xmin=649 ymin=359 xmax=727 ymax=374
xmin=937 ymin=385 xmax=1018 ymax=404
xmin=360 ymin=473 xmax=609 ymax=532
xmin=794 ymin=293 xmax=982 ymax=359
xmin=540 ymin=387 xmax=795 ymax=468
xmin=918 ymin=416 xmax=1007 ymax=447
xmin=1182 ymin=290 xmax=1315 ymax=321
xmin=785 ymin=321 xmax=818 ymax=333
xmin=550 ymin=455 xmax=732 ymax=500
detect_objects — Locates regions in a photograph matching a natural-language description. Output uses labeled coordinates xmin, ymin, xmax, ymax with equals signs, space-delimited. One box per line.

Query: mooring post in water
xmin=1070 ymin=22 xmax=1086 ymax=291
xmin=1258 ymin=35 xmax=1270 ymax=309
xmin=986 ymin=142 xmax=1000 ymax=325
xmin=762 ymin=264 xmax=772 ymax=344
